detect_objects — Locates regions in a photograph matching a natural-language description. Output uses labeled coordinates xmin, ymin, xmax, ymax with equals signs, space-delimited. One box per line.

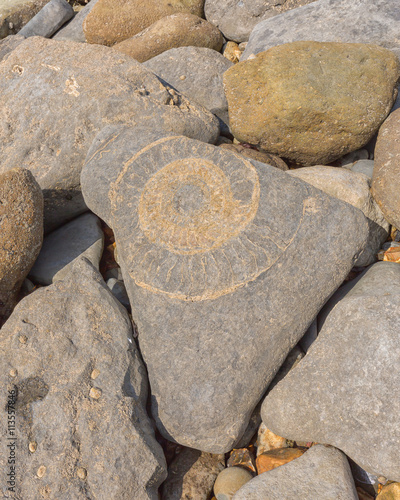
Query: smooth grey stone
xmin=288 ymin=166 xmax=389 ymax=267
xmin=19 ymin=0 xmax=73 ymax=38
xmin=242 ymin=0 xmax=400 ymax=61
xmin=0 ymin=0 xmax=50 ymax=38
xmin=233 ymin=445 xmax=358 ymax=500
xmin=298 ymin=318 xmax=318 ymax=352
xmin=350 ymin=159 xmax=375 ymax=179
xmin=29 ymin=212 xmax=104 ymax=285
xmin=104 ymin=266 xmax=123 ymax=281
xmin=382 ymin=241 xmax=400 ymax=251
xmin=52 ymin=0 xmax=99 ymax=42
xmin=107 ymin=278 xmax=130 ymax=310
xmin=0 ymin=37 xmax=219 ymax=232
xmin=144 ymin=46 xmax=233 ymax=132
xmin=261 ymin=262 xmax=400 ymax=481
xmin=0 ymin=34 xmax=25 ymax=62
xmin=97 ymin=135 xmax=368 ymax=452
xmin=0 ymin=258 xmax=167 ymax=499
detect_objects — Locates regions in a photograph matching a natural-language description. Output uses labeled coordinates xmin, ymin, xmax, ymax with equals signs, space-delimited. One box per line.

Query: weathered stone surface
xmin=53 ymin=0 xmax=99 ymax=42
xmin=377 ymin=482 xmax=400 ymax=500
xmin=0 ymin=258 xmax=167 ymax=499
xmin=18 ymin=0 xmax=74 ymax=38
xmin=242 ymin=0 xmax=400 ymax=61
xmin=372 ymin=107 xmax=400 ymax=229
xmin=97 ymin=134 xmax=368 ymax=452
xmin=214 ymin=467 xmax=253 ymax=500
xmin=112 ymin=14 xmax=223 ymax=63
xmin=83 ymin=0 xmax=205 ymax=46
xmin=256 ymin=447 xmax=306 ymax=474
xmin=350 ymin=159 xmax=375 ymax=179
xmin=0 ymin=34 xmax=25 ymax=62
xmin=29 ymin=212 xmax=104 ymax=285
xmin=144 ymin=46 xmax=232 ymax=128
xmin=0 ymin=37 xmax=219 ymax=231
xmin=205 ymin=0 xmax=316 ymax=43
xmin=261 ymin=262 xmax=400 ymax=481
xmin=0 ymin=0 xmax=50 ymax=39
xmin=220 ymin=144 xmax=288 ymax=170
xmin=224 ymin=41 xmax=400 ymax=166
xmin=289 ymin=166 xmax=389 ymax=266
xmin=161 ymin=448 xmax=225 ymax=500
xmin=107 ymin=278 xmax=130 ymax=310
xmin=0 ymin=168 xmax=43 ymax=324
xmin=233 ymin=445 xmax=358 ymax=500
xmin=256 ymin=424 xmax=288 ymax=456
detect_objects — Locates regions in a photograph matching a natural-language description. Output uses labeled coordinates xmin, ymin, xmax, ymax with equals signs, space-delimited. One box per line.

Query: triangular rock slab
xmin=261 ymin=261 xmax=400 ymax=481
xmin=107 ymin=135 xmax=368 ymax=452
xmin=0 ymin=36 xmax=218 ymax=231
xmin=0 ymin=258 xmax=166 ymax=499
xmin=232 ymin=445 xmax=358 ymax=500
xmin=242 ymin=0 xmax=400 ymax=61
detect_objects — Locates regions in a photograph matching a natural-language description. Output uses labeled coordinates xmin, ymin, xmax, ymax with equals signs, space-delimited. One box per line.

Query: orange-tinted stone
xmin=256 ymin=447 xmax=307 ymax=474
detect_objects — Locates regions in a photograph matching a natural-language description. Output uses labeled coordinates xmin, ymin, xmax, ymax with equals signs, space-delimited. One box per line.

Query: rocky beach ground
xmin=0 ymin=0 xmax=400 ymax=498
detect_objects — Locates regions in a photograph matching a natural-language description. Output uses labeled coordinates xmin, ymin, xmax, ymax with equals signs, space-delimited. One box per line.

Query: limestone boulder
xmin=112 ymin=14 xmax=223 ymax=63
xmin=0 ymin=168 xmax=43 ymax=324
xmin=261 ymin=262 xmax=400 ymax=481
xmin=0 ymin=258 xmax=167 ymax=499
xmin=88 ymin=133 xmax=368 ymax=452
xmin=224 ymin=41 xmax=400 ymax=166
xmin=83 ymin=0 xmax=205 ymax=46
xmin=0 ymin=37 xmax=219 ymax=231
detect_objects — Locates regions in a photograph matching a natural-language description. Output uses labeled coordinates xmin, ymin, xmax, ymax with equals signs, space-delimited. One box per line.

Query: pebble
xmin=256 ymin=423 xmax=287 ymax=456
xmin=213 ymin=467 xmax=253 ymax=500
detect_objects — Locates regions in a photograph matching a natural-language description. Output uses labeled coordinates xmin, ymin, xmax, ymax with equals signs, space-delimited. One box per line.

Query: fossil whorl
xmin=110 ymin=137 xmax=305 ymax=301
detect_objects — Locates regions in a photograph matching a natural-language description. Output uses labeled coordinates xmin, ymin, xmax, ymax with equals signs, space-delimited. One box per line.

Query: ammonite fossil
xmin=110 ymin=137 xmax=305 ymax=301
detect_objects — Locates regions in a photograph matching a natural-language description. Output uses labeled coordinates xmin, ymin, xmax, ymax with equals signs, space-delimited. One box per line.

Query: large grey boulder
xmin=88 ymin=134 xmax=369 ymax=453
xmin=144 ymin=46 xmax=233 ymax=133
xmin=242 ymin=0 xmax=400 ymax=61
xmin=0 ymin=258 xmax=167 ymax=499
xmin=233 ymin=445 xmax=358 ymax=500
xmin=29 ymin=212 xmax=104 ymax=285
xmin=261 ymin=262 xmax=400 ymax=481
xmin=0 ymin=37 xmax=219 ymax=232
xmin=288 ymin=166 xmax=389 ymax=266
xmin=18 ymin=0 xmax=74 ymax=38
xmin=53 ymin=0 xmax=99 ymax=42
xmin=204 ymin=0 xmax=317 ymax=43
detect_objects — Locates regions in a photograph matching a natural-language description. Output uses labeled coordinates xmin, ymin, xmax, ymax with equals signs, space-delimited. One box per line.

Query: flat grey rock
xmin=144 ymin=46 xmax=233 ymax=133
xmin=52 ymin=0 xmax=99 ymax=42
xmin=29 ymin=212 xmax=104 ymax=285
xmin=233 ymin=445 xmax=358 ymax=500
xmin=0 ymin=37 xmax=219 ymax=232
xmin=0 ymin=258 xmax=167 ymax=499
xmin=288 ymin=166 xmax=389 ymax=266
xmin=19 ymin=0 xmax=73 ymax=38
xmin=99 ymin=134 xmax=368 ymax=452
xmin=242 ymin=0 xmax=400 ymax=61
xmin=205 ymin=0 xmax=317 ymax=43
xmin=261 ymin=262 xmax=400 ymax=481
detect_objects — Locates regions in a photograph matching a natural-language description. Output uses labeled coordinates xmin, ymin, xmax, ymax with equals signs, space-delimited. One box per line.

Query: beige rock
xmin=0 ymin=168 xmax=43 ymax=324
xmin=377 ymin=482 xmax=400 ymax=499
xmin=0 ymin=0 xmax=50 ymax=39
xmin=256 ymin=423 xmax=287 ymax=456
xmin=223 ymin=41 xmax=400 ymax=166
xmin=219 ymin=144 xmax=288 ymax=170
xmin=214 ymin=467 xmax=253 ymax=500
xmin=372 ymin=107 xmax=400 ymax=230
xmin=223 ymin=41 xmax=241 ymax=64
xmin=83 ymin=0 xmax=205 ymax=46
xmin=113 ymin=13 xmax=223 ymax=63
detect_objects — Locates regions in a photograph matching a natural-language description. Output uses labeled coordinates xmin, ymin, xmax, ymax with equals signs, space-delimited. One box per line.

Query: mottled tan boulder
xmin=0 ymin=168 xmax=43 ymax=323
xmin=224 ymin=41 xmax=400 ymax=166
xmin=0 ymin=0 xmax=50 ymax=38
xmin=83 ymin=0 xmax=205 ymax=46
xmin=372 ymin=107 xmax=400 ymax=230
xmin=113 ymin=13 xmax=222 ymax=63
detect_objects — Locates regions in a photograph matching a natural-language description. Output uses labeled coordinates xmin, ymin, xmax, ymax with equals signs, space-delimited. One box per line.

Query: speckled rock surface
xmin=289 ymin=166 xmax=389 ymax=266
xmin=83 ymin=0 xmax=205 ymax=46
xmin=372 ymin=107 xmax=400 ymax=230
xmin=161 ymin=448 xmax=225 ymax=499
xmin=112 ymin=13 xmax=223 ymax=63
xmin=144 ymin=46 xmax=232 ymax=127
xmin=220 ymin=144 xmax=288 ymax=170
xmin=233 ymin=445 xmax=358 ymax=500
xmin=205 ymin=0 xmax=317 ymax=43
xmin=224 ymin=41 xmax=400 ymax=166
xmin=242 ymin=0 xmax=400 ymax=61
xmin=0 ymin=168 xmax=43 ymax=324
xmin=98 ymin=134 xmax=368 ymax=452
xmin=29 ymin=212 xmax=104 ymax=285
xmin=0 ymin=258 xmax=167 ymax=499
xmin=0 ymin=37 xmax=219 ymax=232
xmin=0 ymin=0 xmax=50 ymax=38
xmin=261 ymin=262 xmax=400 ymax=481
xmin=0 ymin=34 xmax=25 ymax=62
